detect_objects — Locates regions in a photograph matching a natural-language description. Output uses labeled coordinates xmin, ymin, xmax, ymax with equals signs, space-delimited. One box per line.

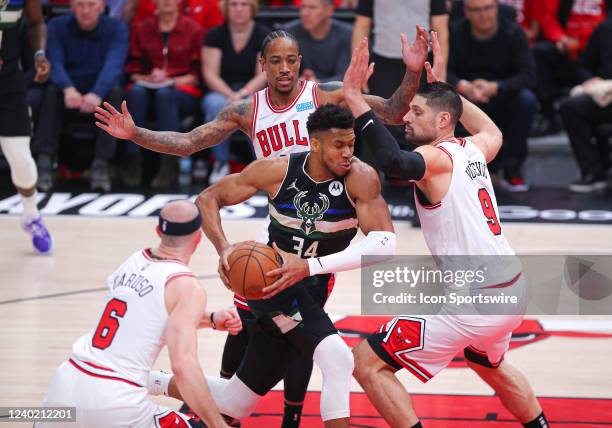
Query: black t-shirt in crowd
xmin=204 ymin=23 xmax=271 ymax=87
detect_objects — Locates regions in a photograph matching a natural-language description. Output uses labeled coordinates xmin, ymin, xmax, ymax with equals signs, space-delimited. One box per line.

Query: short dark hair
xmin=261 ymin=30 xmax=299 ymax=58
xmin=416 ymin=82 xmax=463 ymax=126
xmin=307 ymin=104 xmax=354 ymax=135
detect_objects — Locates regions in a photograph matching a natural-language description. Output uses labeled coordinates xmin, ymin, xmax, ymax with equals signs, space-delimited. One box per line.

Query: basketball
xmin=227 ymin=242 xmax=283 ymax=300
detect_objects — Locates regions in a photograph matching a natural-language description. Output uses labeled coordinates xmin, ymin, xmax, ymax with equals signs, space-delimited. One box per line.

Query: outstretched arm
xmin=95 ymin=98 xmax=252 ymax=157
xmin=164 ymin=277 xmax=229 ymax=428
xmin=317 ymin=29 xmax=429 ymax=125
xmin=343 ymin=34 xmax=428 ymax=181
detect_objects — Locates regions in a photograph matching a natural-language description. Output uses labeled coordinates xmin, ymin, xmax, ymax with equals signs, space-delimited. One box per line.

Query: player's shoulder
xmin=246 ymin=155 xmax=289 ymax=181
xmin=346 ymin=157 xmax=380 ymax=191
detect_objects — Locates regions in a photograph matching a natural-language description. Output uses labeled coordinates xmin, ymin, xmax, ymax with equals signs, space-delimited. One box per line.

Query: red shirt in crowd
xmin=132 ymin=0 xmax=224 ymax=39
xmin=540 ymin=0 xmax=607 ymax=52
xmin=266 ymin=0 xmax=345 ymax=7
xmin=125 ymin=15 xmax=204 ymax=96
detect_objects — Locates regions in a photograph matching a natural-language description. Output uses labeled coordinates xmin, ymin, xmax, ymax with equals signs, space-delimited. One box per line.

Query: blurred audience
xmin=559 ymin=16 xmax=612 ymax=192
xmin=43 ymin=0 xmax=128 ymax=192
xmin=448 ymin=0 xmax=537 ymax=191
xmin=499 ymin=0 xmax=545 ymax=43
xmin=283 ymin=0 xmax=352 ymax=83
xmin=201 ymin=0 xmax=269 ymax=184
xmin=532 ymin=0 xmax=607 ymax=136
xmin=124 ymin=0 xmax=203 ymax=188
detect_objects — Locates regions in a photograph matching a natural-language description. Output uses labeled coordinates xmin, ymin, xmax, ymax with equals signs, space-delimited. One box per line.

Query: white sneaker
xmin=209 ymin=161 xmax=230 ymax=184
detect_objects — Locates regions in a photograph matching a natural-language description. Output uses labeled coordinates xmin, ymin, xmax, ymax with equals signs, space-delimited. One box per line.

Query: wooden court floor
xmin=1 ymin=215 xmax=612 ymax=427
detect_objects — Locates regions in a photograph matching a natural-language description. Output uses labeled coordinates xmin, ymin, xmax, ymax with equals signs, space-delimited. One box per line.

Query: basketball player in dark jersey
xmin=0 ymin=0 xmax=52 ymax=253
xmin=184 ymin=104 xmax=394 ymax=428
xmin=98 ymin=28 xmax=427 ymax=427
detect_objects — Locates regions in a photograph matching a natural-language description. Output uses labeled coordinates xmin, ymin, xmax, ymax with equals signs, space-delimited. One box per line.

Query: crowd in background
xmin=15 ymin=0 xmax=612 ymax=194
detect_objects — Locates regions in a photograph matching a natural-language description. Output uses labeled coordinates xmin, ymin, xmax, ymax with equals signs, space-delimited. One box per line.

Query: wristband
xmin=34 ymin=49 xmax=46 ymax=59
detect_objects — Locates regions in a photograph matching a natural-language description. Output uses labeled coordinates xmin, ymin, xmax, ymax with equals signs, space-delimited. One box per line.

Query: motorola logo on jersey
xmin=255 ymin=120 xmax=308 ymax=157
xmin=293 ymin=191 xmax=330 ymax=235
xmin=329 ymin=181 xmax=343 ymax=197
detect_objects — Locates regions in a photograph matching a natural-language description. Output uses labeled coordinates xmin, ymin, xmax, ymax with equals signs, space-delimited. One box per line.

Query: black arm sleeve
xmin=355 ymin=110 xmax=426 ymax=181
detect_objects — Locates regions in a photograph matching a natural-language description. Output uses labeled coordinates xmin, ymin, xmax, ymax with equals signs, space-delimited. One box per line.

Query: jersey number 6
xmin=92 ymin=298 xmax=128 ymax=350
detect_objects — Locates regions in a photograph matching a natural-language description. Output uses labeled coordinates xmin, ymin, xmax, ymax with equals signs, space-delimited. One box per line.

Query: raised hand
xmin=425 ymin=30 xmax=446 ymax=83
xmin=343 ymin=37 xmax=375 ymax=97
xmin=401 ymin=26 xmax=429 ymax=74
xmin=95 ymin=100 xmax=136 ymax=140
xmin=262 ymin=242 xmax=309 ymax=299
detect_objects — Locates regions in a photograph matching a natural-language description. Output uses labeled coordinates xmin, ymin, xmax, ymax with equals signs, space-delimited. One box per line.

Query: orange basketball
xmin=227 ymin=242 xmax=282 ymax=300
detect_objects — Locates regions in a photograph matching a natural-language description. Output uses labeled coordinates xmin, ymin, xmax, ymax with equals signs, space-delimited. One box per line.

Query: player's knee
xmin=352 ymin=342 xmax=372 ymax=381
xmin=0 ymin=137 xmax=37 ymax=188
xmin=314 ymin=334 xmax=353 ymax=379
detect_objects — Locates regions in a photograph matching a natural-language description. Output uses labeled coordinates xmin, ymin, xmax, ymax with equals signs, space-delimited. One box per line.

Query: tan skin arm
xmin=164 ymin=276 xmax=229 ymax=428
xmin=430 ymin=14 xmax=449 ymax=81
xmin=196 ymin=157 xmax=288 ymax=286
xmin=262 ymin=159 xmax=394 ymax=298
xmin=317 ymin=29 xmax=429 ymax=125
xmin=25 ymin=0 xmax=51 ymax=83
xmin=95 ymin=97 xmax=252 ymax=156
xmin=351 ymin=15 xmax=372 ymax=51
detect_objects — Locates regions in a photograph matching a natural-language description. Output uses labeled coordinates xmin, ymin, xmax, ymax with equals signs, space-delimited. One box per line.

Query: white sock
xmin=21 ymin=192 xmax=39 ymax=221
xmin=147 ymin=370 xmax=173 ymax=396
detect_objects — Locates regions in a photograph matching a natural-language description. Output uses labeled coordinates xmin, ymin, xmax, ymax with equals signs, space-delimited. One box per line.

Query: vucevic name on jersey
xmin=268 ymin=152 xmax=358 ymax=259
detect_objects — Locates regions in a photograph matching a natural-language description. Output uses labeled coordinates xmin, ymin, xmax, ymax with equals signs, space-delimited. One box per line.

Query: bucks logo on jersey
xmin=0 ymin=0 xmax=24 ymax=31
xmin=293 ymin=190 xmax=330 ymax=235
xmin=269 ymin=152 xmax=358 ymax=259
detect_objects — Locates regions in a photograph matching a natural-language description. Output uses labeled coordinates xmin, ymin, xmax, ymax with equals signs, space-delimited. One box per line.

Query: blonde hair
xmin=220 ymin=0 xmax=259 ymax=19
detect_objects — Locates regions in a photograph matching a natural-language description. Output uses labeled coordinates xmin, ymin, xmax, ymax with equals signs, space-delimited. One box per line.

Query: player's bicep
xmin=415 ymin=145 xmax=452 ymax=180
xmin=165 ymin=279 xmax=206 ymax=356
xmin=470 ymin=132 xmax=502 ymax=163
xmin=316 ymin=81 xmax=345 ymax=105
xmin=350 ymin=164 xmax=394 ymax=234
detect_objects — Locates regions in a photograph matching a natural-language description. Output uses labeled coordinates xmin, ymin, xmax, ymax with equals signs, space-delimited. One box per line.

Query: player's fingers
xmin=95 ymin=122 xmax=111 ymax=133
xmin=121 ymin=100 xmax=130 ymax=115
xmin=266 ymin=267 xmax=283 ymax=277
xmin=94 ymin=112 xmax=108 ymax=123
xmin=95 ymin=105 xmax=111 ymax=117
xmin=103 ymin=101 xmax=120 ymax=116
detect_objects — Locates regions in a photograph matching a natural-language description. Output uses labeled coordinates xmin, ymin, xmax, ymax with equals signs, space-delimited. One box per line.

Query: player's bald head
xmin=158 ymin=200 xmax=202 ymax=248
xmin=160 ymin=200 xmax=200 ymax=224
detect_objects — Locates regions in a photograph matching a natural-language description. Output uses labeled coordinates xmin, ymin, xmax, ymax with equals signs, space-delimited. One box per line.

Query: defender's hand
xmin=263 ymin=243 xmax=309 ymax=299
xmin=212 ymin=308 xmax=243 ymax=335
xmin=401 ymin=26 xmax=429 ymax=74
xmin=425 ymin=30 xmax=445 ymax=83
xmin=343 ymin=37 xmax=375 ymax=97
xmin=95 ymin=100 xmax=136 ymax=140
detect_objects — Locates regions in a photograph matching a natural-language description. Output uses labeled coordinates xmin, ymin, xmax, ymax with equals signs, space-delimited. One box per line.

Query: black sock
xmin=523 ymin=412 xmax=549 ymax=428
xmin=281 ymin=403 xmax=303 ymax=428
xmin=411 ymin=422 xmax=423 ymax=428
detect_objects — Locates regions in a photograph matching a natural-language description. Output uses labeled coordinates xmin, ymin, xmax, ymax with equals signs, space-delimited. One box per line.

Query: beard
xmin=404 ymin=125 xmax=437 ymax=146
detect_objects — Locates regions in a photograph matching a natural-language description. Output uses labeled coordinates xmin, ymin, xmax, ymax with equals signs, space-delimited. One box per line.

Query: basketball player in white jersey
xmin=96 ymin=28 xmax=430 ymax=428
xmin=37 ymin=200 xmax=242 ymax=428
xmin=339 ymin=35 xmax=550 ymax=428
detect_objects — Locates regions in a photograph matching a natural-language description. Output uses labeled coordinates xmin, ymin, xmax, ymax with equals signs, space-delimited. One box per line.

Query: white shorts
xmin=368 ymin=313 xmax=523 ymax=382
xmin=36 ymin=360 xmax=194 ymax=428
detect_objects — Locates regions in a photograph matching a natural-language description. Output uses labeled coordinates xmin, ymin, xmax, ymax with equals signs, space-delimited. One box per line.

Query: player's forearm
xmin=308 ymin=231 xmax=396 ymax=275
xmin=130 ymin=127 xmax=194 ymax=156
xmin=372 ymin=69 xmax=421 ymax=125
xmin=27 ymin=19 xmax=47 ymax=52
xmin=196 ymin=192 xmax=230 ymax=255
xmin=173 ymin=360 xmax=226 ymax=428
xmin=459 ymin=96 xmax=501 ymax=140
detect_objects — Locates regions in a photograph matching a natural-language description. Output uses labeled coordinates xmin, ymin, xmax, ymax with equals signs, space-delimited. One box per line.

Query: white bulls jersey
xmin=71 ymin=249 xmax=193 ymax=387
xmin=251 ymin=80 xmax=319 ymax=159
xmin=416 ymin=138 xmax=515 ymax=257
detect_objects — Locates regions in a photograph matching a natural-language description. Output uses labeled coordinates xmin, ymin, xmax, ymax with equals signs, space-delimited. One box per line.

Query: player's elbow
xmin=367 ymin=231 xmax=396 ymax=260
